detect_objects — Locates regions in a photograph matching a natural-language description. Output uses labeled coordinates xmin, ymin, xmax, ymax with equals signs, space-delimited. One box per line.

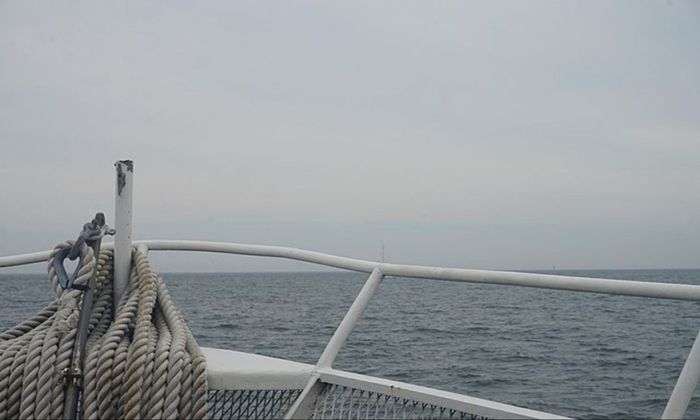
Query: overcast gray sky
xmin=1 ymin=1 xmax=698 ymax=272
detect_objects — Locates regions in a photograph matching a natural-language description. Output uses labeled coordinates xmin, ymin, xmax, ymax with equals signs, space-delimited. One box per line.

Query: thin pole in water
xmin=113 ymin=160 xmax=133 ymax=311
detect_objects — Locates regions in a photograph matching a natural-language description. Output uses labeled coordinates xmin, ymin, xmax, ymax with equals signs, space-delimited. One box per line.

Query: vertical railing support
xmin=662 ymin=329 xmax=700 ymax=419
xmin=285 ymin=268 xmax=385 ymax=419
xmin=317 ymin=267 xmax=384 ymax=368
xmin=113 ymin=160 xmax=133 ymax=310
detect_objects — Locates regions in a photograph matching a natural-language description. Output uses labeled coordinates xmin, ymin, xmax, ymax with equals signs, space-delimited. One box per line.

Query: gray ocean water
xmin=2 ymin=269 xmax=700 ymax=419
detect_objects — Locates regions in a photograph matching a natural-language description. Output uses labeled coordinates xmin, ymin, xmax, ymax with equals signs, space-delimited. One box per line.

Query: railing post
xmin=285 ymin=268 xmax=384 ymax=419
xmin=317 ymin=267 xmax=384 ymax=368
xmin=662 ymin=329 xmax=700 ymax=419
xmin=113 ymin=160 xmax=133 ymax=310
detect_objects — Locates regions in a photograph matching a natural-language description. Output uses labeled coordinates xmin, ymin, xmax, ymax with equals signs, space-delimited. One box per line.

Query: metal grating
xmin=207 ymin=389 xmax=303 ymax=420
xmin=311 ymin=383 xmax=488 ymax=420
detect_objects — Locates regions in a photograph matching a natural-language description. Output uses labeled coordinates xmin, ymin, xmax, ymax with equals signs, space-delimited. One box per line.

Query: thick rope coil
xmin=0 ymin=243 xmax=208 ymax=419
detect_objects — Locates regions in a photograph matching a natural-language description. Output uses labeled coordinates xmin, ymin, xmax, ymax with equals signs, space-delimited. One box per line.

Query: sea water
xmin=2 ymin=269 xmax=699 ymax=419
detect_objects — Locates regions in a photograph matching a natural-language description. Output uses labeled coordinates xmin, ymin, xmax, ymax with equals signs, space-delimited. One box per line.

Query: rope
xmin=0 ymin=242 xmax=208 ymax=419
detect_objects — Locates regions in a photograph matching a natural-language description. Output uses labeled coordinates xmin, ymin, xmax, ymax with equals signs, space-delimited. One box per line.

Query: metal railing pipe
xmin=132 ymin=241 xmax=700 ymax=302
xmin=377 ymin=264 xmax=700 ymax=302
xmin=317 ymin=268 xmax=384 ymax=368
xmin=3 ymin=240 xmax=700 ymax=302
xmin=138 ymin=240 xmax=377 ymax=272
xmin=0 ymin=250 xmax=52 ymax=267
xmin=662 ymin=329 xmax=700 ymax=419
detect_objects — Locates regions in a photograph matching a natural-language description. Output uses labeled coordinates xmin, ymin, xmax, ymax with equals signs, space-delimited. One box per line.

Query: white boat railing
xmin=4 ymin=239 xmax=700 ymax=301
xmin=1 ymin=239 xmax=700 ymax=418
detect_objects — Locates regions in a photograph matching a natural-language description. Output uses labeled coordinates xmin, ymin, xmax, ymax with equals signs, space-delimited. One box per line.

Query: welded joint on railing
xmin=316 ymin=267 xmax=384 ymax=369
xmin=662 ymin=328 xmax=700 ymax=419
xmin=284 ymin=373 xmax=323 ymax=419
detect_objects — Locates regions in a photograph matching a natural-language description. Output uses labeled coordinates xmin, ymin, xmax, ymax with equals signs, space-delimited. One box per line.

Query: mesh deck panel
xmin=311 ymin=383 xmax=487 ymax=420
xmin=207 ymin=385 xmax=489 ymax=419
xmin=207 ymin=389 xmax=302 ymax=420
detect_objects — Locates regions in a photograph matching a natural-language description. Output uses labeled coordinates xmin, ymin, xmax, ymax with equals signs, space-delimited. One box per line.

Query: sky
xmin=0 ymin=1 xmax=698 ymax=272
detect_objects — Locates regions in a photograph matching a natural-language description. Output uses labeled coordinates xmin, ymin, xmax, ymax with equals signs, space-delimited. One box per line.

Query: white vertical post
xmin=113 ymin=160 xmax=133 ymax=310
xmin=662 ymin=329 xmax=700 ymax=419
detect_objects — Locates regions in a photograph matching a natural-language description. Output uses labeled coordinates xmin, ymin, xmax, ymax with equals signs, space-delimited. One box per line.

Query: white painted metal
xmin=286 ymin=269 xmax=386 ymax=418
xmin=662 ymin=329 xmax=700 ymax=419
xmin=0 ymin=250 xmax=52 ymax=267
xmin=3 ymin=239 xmax=700 ymax=302
xmin=113 ymin=160 xmax=133 ymax=309
xmin=139 ymin=239 xmax=377 ymax=271
xmin=284 ymin=373 xmax=323 ymax=420
xmin=201 ymin=347 xmax=313 ymax=390
xmin=316 ymin=368 xmax=570 ymax=420
xmin=317 ymin=268 xmax=384 ymax=368
xmin=128 ymin=240 xmax=700 ymax=302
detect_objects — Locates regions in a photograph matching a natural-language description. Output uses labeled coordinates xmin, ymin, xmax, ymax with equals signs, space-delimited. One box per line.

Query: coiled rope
xmin=0 ymin=241 xmax=207 ymax=419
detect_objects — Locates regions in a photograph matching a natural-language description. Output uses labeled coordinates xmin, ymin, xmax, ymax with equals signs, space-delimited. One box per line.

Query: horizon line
xmin=4 ymin=267 xmax=700 ymax=276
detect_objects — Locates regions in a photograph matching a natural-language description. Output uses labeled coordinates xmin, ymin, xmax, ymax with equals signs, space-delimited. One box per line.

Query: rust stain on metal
xmin=120 ymin=160 xmax=133 ymax=171
xmin=115 ymin=160 xmax=132 ymax=195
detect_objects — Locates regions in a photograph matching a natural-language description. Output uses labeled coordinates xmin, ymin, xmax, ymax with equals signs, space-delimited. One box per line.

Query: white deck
xmin=203 ymin=347 xmax=314 ymax=390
